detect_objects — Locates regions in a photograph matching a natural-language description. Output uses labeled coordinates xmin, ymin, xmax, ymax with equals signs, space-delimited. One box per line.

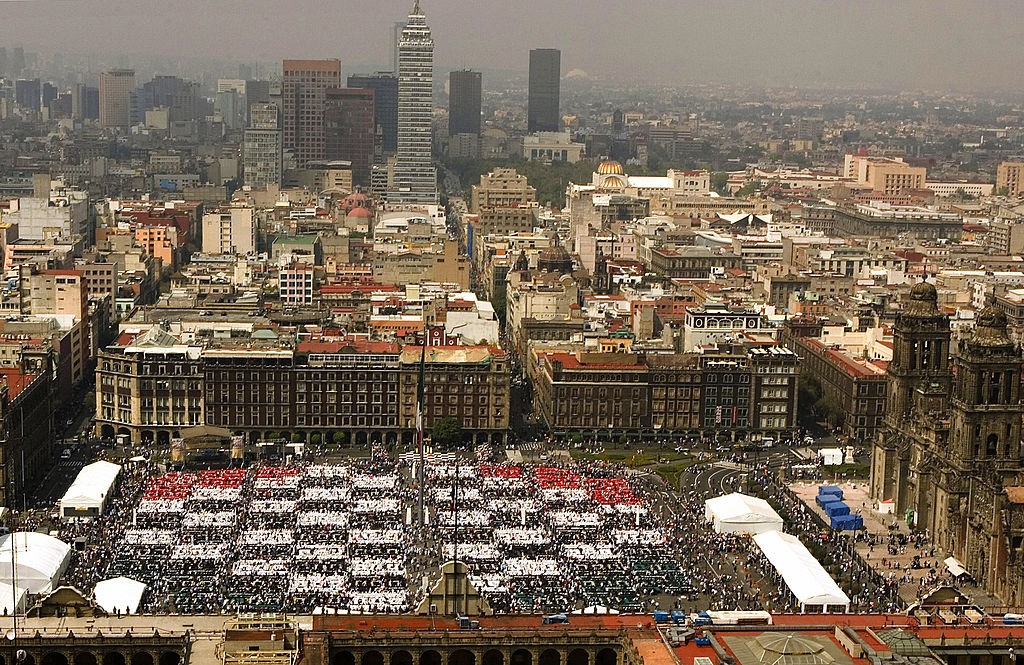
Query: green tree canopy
xmin=431 ymin=417 xmax=464 ymax=447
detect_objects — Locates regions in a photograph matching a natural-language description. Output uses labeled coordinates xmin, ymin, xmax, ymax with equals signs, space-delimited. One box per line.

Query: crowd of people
xmin=53 ymin=450 xmax=930 ymax=617
xmin=55 ymin=456 xmax=698 ymax=615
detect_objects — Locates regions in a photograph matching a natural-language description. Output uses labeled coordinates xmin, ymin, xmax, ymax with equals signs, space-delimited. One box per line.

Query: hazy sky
xmin=5 ymin=0 xmax=1024 ymax=91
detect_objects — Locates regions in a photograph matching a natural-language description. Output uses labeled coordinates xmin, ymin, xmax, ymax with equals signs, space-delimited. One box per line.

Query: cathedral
xmin=871 ymin=281 xmax=1024 ymax=606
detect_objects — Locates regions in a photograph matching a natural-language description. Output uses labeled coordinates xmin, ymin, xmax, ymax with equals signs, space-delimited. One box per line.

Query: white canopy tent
xmin=93 ymin=577 xmax=147 ymax=615
xmin=752 ymin=530 xmax=850 ymax=613
xmin=705 ymin=492 xmax=784 ymax=535
xmin=59 ymin=460 xmax=122 ymax=520
xmin=0 ymin=532 xmax=72 ymax=595
xmin=944 ymin=556 xmax=970 ymax=579
xmin=0 ymin=581 xmax=28 ymax=615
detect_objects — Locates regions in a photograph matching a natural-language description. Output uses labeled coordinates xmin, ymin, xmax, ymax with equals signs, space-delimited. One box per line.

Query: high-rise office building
xmin=448 ymin=70 xmax=481 ymax=137
xmin=282 ymin=59 xmax=342 ymax=167
xmin=390 ymin=1 xmax=437 ymax=204
xmin=244 ymin=103 xmax=283 ymax=188
xmin=347 ymin=73 xmax=398 ymax=156
xmin=325 ymin=88 xmax=376 ymax=187
xmin=99 ymin=69 xmax=135 ymax=128
xmin=135 ymin=75 xmax=198 ymax=124
xmin=528 ymin=48 xmax=561 ymax=133
xmin=14 ymin=79 xmax=40 ymax=111
xmin=391 ymin=21 xmax=405 ymax=74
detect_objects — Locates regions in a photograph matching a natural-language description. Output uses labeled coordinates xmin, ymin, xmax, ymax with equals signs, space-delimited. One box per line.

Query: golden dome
xmin=601 ymin=175 xmax=626 ymax=188
xmin=596 ymin=160 xmax=624 ymax=175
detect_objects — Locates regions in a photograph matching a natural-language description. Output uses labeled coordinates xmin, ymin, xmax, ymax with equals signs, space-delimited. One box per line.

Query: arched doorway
xmin=450 ymin=650 xmax=475 ymax=665
xmin=511 ymin=651 xmax=532 ymax=665
xmin=158 ymin=654 xmax=180 ymax=665
xmin=356 ymin=431 xmax=368 ymax=446
xmin=538 ymin=651 xmax=559 ymax=665
xmin=402 ymin=431 xmax=414 ymax=445
xmin=567 ymin=650 xmax=588 ymax=665
xmin=74 ymin=654 xmax=98 ymax=665
xmin=392 ymin=651 xmax=413 ymax=665
xmin=595 ymin=650 xmax=616 ymax=665
xmin=156 ymin=431 xmax=170 ymax=446
xmin=101 ymin=424 xmax=115 ymax=438
xmin=420 ymin=651 xmax=442 ymax=665
xmin=362 ymin=651 xmax=384 ymax=665
xmin=370 ymin=431 xmax=383 ymax=445
xmin=385 ymin=432 xmax=398 ymax=446
xmin=41 ymin=653 xmax=68 ymax=665
xmin=130 ymin=653 xmax=154 ymax=665
xmin=333 ymin=652 xmax=355 ymax=665
xmin=482 ymin=650 xmax=504 ymax=665
xmin=102 ymin=653 xmax=126 ymax=665
xmin=20 ymin=655 xmax=35 ymax=665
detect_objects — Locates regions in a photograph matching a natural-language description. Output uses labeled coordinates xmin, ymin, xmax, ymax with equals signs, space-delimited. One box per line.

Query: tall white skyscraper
xmin=390 ymin=0 xmax=438 ymax=205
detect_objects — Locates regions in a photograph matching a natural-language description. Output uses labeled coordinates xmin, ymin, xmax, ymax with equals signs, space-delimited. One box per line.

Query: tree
xmin=431 ymin=417 xmax=463 ymax=447
xmin=310 ymin=434 xmax=322 ymax=445
xmin=710 ymin=172 xmax=729 ymax=195
xmin=290 ymin=432 xmax=302 ymax=443
xmin=332 ymin=431 xmax=347 ymax=445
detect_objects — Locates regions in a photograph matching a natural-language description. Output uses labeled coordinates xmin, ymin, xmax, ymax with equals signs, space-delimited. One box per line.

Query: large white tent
xmin=0 ymin=581 xmax=27 ymax=615
xmin=0 ymin=532 xmax=71 ymax=595
xmin=752 ymin=530 xmax=850 ymax=613
xmin=705 ymin=492 xmax=784 ymax=535
xmin=59 ymin=460 xmax=122 ymax=520
xmin=93 ymin=577 xmax=147 ymax=615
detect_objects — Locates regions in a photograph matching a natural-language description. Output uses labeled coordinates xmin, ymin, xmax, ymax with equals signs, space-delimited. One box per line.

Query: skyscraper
xmin=325 ymin=88 xmax=376 ymax=187
xmin=391 ymin=21 xmax=405 ymax=75
xmin=348 ymin=73 xmax=398 ymax=156
xmin=244 ymin=103 xmax=283 ymax=188
xmin=448 ymin=70 xmax=481 ymax=137
xmin=390 ymin=1 xmax=437 ymax=204
xmin=282 ymin=59 xmax=342 ymax=167
xmin=98 ymin=69 xmax=135 ymax=128
xmin=528 ymin=48 xmax=561 ymax=133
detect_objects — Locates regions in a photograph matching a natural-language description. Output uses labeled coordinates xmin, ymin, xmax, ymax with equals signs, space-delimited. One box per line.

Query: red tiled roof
xmin=0 ymin=368 xmax=38 ymax=399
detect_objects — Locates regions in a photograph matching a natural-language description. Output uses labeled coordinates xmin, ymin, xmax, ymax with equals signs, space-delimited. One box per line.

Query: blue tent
xmin=830 ymin=514 xmax=863 ymax=530
xmin=818 ymin=485 xmax=843 ymax=500
xmin=816 ymin=493 xmax=842 ymax=508
xmin=824 ymin=501 xmax=850 ymax=518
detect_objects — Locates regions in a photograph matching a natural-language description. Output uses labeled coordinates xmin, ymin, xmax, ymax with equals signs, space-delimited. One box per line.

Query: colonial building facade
xmin=871 ymin=282 xmax=1024 ymax=604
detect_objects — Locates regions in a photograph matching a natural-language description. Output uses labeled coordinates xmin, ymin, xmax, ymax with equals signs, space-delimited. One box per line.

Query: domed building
xmin=593 ymin=160 xmax=628 ymax=190
xmin=536 ymin=241 xmax=574 ymax=275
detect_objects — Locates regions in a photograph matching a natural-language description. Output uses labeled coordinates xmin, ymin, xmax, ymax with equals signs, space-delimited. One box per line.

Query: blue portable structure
xmin=830 ymin=514 xmax=862 ymax=530
xmin=824 ymin=502 xmax=850 ymax=517
xmin=818 ymin=485 xmax=843 ymax=499
xmin=654 ymin=611 xmax=670 ymax=623
xmin=816 ymin=493 xmax=841 ymax=508
xmin=671 ymin=610 xmax=686 ymax=624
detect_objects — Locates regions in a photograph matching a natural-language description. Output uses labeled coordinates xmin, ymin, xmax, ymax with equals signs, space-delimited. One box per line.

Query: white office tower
xmin=389 ymin=0 xmax=438 ymax=205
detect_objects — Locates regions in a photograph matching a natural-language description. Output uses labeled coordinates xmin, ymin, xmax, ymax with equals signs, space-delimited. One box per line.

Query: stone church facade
xmin=871 ymin=281 xmax=1024 ymax=606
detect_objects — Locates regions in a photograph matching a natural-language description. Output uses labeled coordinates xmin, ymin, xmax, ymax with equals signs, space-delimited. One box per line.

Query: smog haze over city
xmin=8 ymin=0 xmax=1024 ymax=660
xmin=5 ymin=0 xmax=1024 ymax=91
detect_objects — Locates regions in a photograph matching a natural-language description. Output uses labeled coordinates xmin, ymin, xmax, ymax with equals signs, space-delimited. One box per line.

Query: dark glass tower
xmin=448 ymin=70 xmax=481 ymax=137
xmin=528 ymin=48 xmax=560 ymax=133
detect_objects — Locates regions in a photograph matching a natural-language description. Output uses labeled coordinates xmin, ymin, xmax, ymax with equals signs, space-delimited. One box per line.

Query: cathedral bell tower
xmin=948 ymin=304 xmax=1024 ymax=598
xmin=871 ymin=281 xmax=952 ymax=509
xmin=951 ymin=305 xmax=1023 ymax=469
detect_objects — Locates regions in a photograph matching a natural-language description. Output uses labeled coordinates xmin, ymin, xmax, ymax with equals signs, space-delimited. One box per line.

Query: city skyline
xmin=5 ymin=0 xmax=1024 ymax=92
